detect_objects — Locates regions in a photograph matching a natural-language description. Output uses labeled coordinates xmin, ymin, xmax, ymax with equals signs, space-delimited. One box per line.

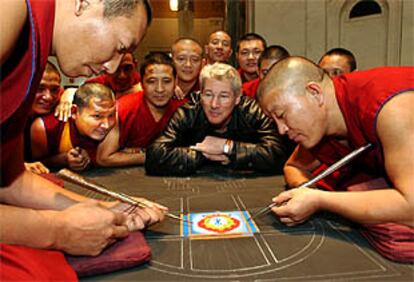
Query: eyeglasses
xmin=201 ymin=92 xmax=233 ymax=105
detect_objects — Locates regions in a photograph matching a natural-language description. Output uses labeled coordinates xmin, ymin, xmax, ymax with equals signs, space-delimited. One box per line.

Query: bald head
xmin=172 ymin=38 xmax=203 ymax=56
xmin=257 ymin=56 xmax=326 ymax=101
xmin=257 ymin=57 xmax=336 ymax=149
xmin=171 ymin=38 xmax=203 ymax=84
xmin=205 ymin=30 xmax=233 ymax=64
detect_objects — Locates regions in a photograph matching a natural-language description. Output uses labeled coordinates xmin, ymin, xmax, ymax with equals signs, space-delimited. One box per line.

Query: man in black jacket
xmin=145 ymin=63 xmax=293 ymax=176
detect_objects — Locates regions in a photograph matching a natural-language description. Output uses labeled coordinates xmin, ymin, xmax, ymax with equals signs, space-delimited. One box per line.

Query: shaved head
xmin=257 ymin=56 xmax=339 ymax=149
xmin=257 ymin=56 xmax=326 ymax=101
xmin=171 ymin=38 xmax=203 ymax=55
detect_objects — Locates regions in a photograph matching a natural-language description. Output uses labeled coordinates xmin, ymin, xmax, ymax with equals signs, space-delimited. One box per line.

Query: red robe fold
xmin=1 ymin=0 xmax=55 ymax=186
xmin=242 ymin=78 xmax=260 ymax=99
xmin=0 ymin=0 xmax=77 ymax=279
xmin=0 ymin=244 xmax=77 ymax=281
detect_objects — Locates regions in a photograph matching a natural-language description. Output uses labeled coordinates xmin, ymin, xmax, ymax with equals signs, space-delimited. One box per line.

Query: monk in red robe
xmin=171 ymin=38 xmax=203 ymax=99
xmin=236 ymin=33 xmax=266 ymax=83
xmin=31 ymin=83 xmax=116 ymax=171
xmin=258 ymin=56 xmax=414 ymax=262
xmin=24 ymin=61 xmax=63 ymax=174
xmin=97 ymin=52 xmax=185 ymax=167
xmin=0 ymin=1 xmax=164 ymax=280
xmin=242 ymin=45 xmax=289 ymax=99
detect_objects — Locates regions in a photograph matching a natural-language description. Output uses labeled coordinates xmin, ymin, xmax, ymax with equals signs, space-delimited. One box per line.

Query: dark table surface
xmin=63 ymin=166 xmax=413 ymax=281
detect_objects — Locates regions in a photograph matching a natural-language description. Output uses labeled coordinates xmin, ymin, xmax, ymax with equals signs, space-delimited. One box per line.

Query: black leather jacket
xmin=145 ymin=93 xmax=293 ymax=176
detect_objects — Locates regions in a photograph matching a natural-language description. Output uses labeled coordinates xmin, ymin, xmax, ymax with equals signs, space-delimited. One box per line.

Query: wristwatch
xmin=223 ymin=139 xmax=232 ymax=156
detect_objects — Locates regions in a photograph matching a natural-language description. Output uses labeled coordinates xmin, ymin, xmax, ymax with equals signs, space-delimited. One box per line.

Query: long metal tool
xmin=56 ymin=168 xmax=186 ymax=222
xmin=249 ymin=143 xmax=373 ymax=220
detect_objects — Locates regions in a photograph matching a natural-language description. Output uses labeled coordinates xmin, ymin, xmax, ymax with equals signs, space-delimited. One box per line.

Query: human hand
xmin=24 ymin=161 xmax=50 ymax=174
xmin=53 ymin=200 xmax=129 ymax=256
xmin=174 ymin=85 xmax=186 ymax=100
xmin=271 ymin=187 xmax=323 ymax=226
xmin=190 ymin=136 xmax=229 ymax=155
xmin=107 ymin=198 xmax=167 ymax=230
xmin=55 ymin=88 xmax=76 ymax=122
xmin=67 ymin=147 xmax=91 ymax=171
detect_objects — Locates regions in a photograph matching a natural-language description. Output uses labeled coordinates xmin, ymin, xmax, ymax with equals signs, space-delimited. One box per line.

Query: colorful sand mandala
xmin=181 ymin=211 xmax=259 ymax=239
xmin=198 ymin=213 xmax=241 ymax=233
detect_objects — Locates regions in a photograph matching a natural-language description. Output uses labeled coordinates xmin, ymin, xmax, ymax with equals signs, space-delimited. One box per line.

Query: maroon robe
xmin=310 ymin=67 xmax=414 ymax=262
xmin=1 ymin=0 xmax=55 ymax=186
xmin=0 ymin=0 xmax=77 ymax=280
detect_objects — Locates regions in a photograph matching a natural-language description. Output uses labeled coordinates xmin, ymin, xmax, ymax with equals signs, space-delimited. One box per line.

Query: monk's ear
xmin=75 ymin=0 xmax=90 ymax=16
xmin=306 ymin=81 xmax=324 ymax=106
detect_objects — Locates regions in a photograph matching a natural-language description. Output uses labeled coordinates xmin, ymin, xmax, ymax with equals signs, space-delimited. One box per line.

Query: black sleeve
xmin=145 ymin=106 xmax=204 ymax=176
xmin=228 ymin=98 xmax=292 ymax=174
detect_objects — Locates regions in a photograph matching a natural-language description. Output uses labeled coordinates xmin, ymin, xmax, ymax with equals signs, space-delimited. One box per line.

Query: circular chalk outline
xmin=148 ymin=219 xmax=325 ymax=279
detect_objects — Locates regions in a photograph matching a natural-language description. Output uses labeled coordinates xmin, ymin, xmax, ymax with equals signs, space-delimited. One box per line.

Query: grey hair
xmin=199 ymin=63 xmax=242 ymax=96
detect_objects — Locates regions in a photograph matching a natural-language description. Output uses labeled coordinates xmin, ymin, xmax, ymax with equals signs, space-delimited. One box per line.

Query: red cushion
xmin=65 ymin=231 xmax=151 ymax=277
xmin=361 ymin=223 xmax=414 ymax=263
